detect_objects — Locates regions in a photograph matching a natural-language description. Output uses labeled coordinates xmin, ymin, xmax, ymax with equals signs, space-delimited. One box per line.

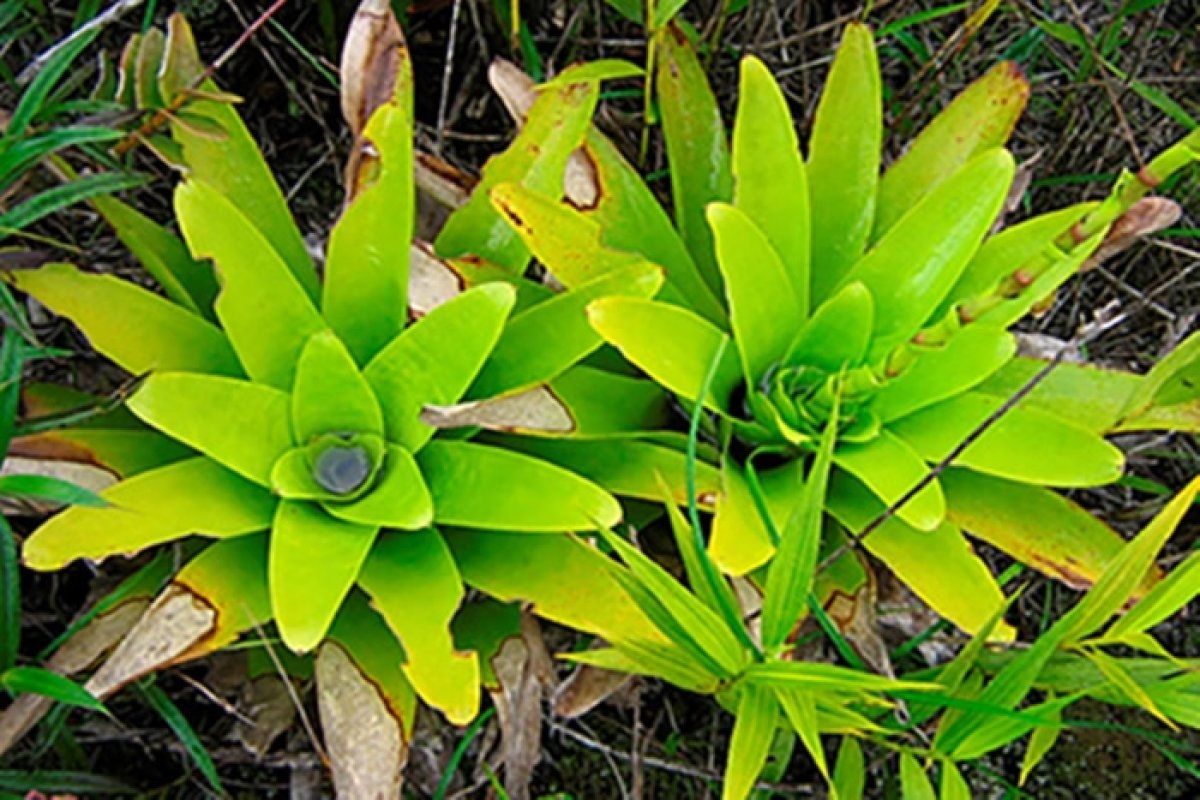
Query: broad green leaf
xmin=540 ymin=59 xmax=644 ymax=87
xmin=1105 ymin=550 xmax=1200 ymax=642
xmin=128 ymin=373 xmax=293 ymax=486
xmin=1122 ymin=330 xmax=1200 ymax=415
xmin=0 ymin=666 xmax=105 ymax=713
xmin=827 ymin=473 xmax=1011 ymax=639
xmin=170 ymin=95 xmax=318 ymax=298
xmin=323 ymin=72 xmax=414 ymax=364
xmin=731 ymin=57 xmax=809 ymax=313
xmin=899 ymin=754 xmax=935 ymax=800
xmin=357 ymin=529 xmax=479 ymax=724
xmin=890 ymin=392 xmax=1124 ymax=487
xmin=91 ymin=195 xmax=218 ymax=314
xmin=494 ymin=436 xmax=721 ymax=506
xmin=874 ymin=61 xmax=1028 ymax=239
xmin=8 ymin=263 xmax=239 ymax=377
xmin=762 ymin=414 xmax=837 ymax=650
xmin=436 ymin=79 xmax=598 ymax=271
xmin=589 ymin=298 xmax=741 ymax=413
xmin=783 ymin=282 xmax=873 ymax=371
xmin=0 ymin=474 xmax=106 ymax=507
xmin=941 ymin=469 xmax=1154 ymax=594
xmin=775 ymin=688 xmax=829 ymax=783
xmin=291 ymin=330 xmax=383 ymax=442
xmin=839 ymin=149 xmax=1015 ymax=355
xmin=807 ymin=23 xmax=881 ymax=301
xmin=656 ymin=23 xmax=732 ymax=293
xmin=542 ymin=366 xmax=671 ymax=437
xmin=972 ymin=358 xmax=1150 ymax=435
xmin=578 ymin=132 xmax=726 ymax=323
xmin=600 ymin=529 xmax=747 ymax=678
xmin=488 ymin=182 xmax=650 ymax=289
xmin=470 ymin=262 xmax=664 ymax=397
xmin=710 ymin=458 xmax=804 ymax=576
xmin=324 ymin=593 xmax=419 ymax=737
xmin=418 ymin=439 xmax=620 ymax=530
xmin=937 ymin=203 xmax=1092 ymax=321
xmin=833 ymin=430 xmax=946 ymax=531
xmin=833 ymin=737 xmax=865 ymax=800
xmin=450 ymin=599 xmax=521 ymax=689
xmin=269 ymin=500 xmax=378 ymax=652
xmin=1018 ymin=703 xmax=1062 ymax=786
xmin=323 ymin=445 xmax=433 ymax=530
xmin=709 ymin=203 xmax=803 ymax=382
xmin=445 ymin=529 xmax=662 ymax=643
xmin=23 ymin=458 xmax=274 ymax=570
xmin=174 ymin=533 xmax=273 ymax=649
xmin=175 ymin=180 xmax=327 ymax=389
xmin=723 ymin=684 xmax=779 ymax=800
xmin=874 ymin=326 xmax=1016 ymax=422
xmin=365 ymin=284 xmax=516 ymax=451
xmin=13 ymin=428 xmax=193 ymax=479
xmin=972 ymin=226 xmax=1105 ymax=330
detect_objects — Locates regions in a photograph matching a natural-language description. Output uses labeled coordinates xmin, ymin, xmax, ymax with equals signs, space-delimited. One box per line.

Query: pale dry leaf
xmin=234 ymin=674 xmax=297 ymax=759
xmin=0 ymin=455 xmax=116 ymax=515
xmin=421 ymin=387 xmax=574 ymax=434
xmin=408 ymin=242 xmax=464 ymax=317
xmin=1080 ymin=197 xmax=1181 ymax=273
xmin=84 ymin=585 xmax=216 ymax=699
xmin=553 ymin=659 xmax=632 ymax=719
xmin=485 ymin=614 xmax=554 ymax=800
xmin=0 ymin=599 xmax=146 ymax=756
xmin=486 ymin=58 xmax=599 ymax=207
xmin=316 ymin=642 xmax=407 ymax=800
xmin=340 ymin=0 xmax=404 ymax=139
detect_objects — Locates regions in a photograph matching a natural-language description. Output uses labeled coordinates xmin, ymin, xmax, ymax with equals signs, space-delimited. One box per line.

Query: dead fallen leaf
xmin=1080 ymin=197 xmax=1181 ymax=272
xmin=0 ymin=599 xmax=146 ymax=756
xmin=485 ymin=614 xmax=554 ymax=800
xmin=234 ymin=674 xmax=297 ymax=759
xmin=0 ymin=455 xmax=116 ymax=515
xmin=316 ymin=642 xmax=407 ymax=800
xmin=340 ymin=0 xmax=405 ymax=140
xmin=408 ymin=242 xmax=465 ymax=317
xmin=486 ymin=58 xmax=599 ymax=208
xmin=554 ymin=660 xmax=632 ymax=720
xmin=421 ymin=387 xmax=574 ymax=434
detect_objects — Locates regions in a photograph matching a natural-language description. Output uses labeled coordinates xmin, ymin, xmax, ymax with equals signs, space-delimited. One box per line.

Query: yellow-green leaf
xmin=357 ymin=529 xmax=480 ymax=725
xmin=731 ymin=56 xmax=809 ymax=314
xmin=807 ymin=23 xmax=881 ymax=301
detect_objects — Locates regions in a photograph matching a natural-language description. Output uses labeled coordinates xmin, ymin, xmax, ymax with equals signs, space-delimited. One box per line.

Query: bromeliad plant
xmin=3 ymin=5 xmax=659 ymax=747
xmin=486 ymin=22 xmax=1200 ymax=639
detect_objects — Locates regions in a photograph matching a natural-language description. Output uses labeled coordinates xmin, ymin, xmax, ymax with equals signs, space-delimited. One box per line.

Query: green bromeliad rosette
xmin=3 ymin=4 xmax=658 ymax=770
xmin=485 ymin=23 xmax=1200 ymax=641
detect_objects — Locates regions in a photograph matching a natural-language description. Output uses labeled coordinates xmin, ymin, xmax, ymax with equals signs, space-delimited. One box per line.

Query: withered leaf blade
xmin=1080 ymin=196 xmax=1181 ymax=272
xmin=553 ymin=659 xmax=632 ymax=720
xmin=408 ymin=242 xmax=465 ymax=317
xmin=486 ymin=59 xmax=599 ymax=208
xmin=0 ymin=599 xmax=146 ymax=756
xmin=0 ymin=455 xmax=116 ymax=516
xmin=234 ymin=674 xmax=298 ymax=759
xmin=420 ymin=387 xmax=574 ymax=434
xmin=84 ymin=585 xmax=218 ymax=700
xmin=486 ymin=614 xmax=554 ymax=800
xmin=340 ymin=0 xmax=406 ymax=140
xmin=316 ymin=642 xmax=407 ymax=800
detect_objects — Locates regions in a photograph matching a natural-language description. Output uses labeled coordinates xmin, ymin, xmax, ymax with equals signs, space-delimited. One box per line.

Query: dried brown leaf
xmin=316 ymin=642 xmax=407 ymax=800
